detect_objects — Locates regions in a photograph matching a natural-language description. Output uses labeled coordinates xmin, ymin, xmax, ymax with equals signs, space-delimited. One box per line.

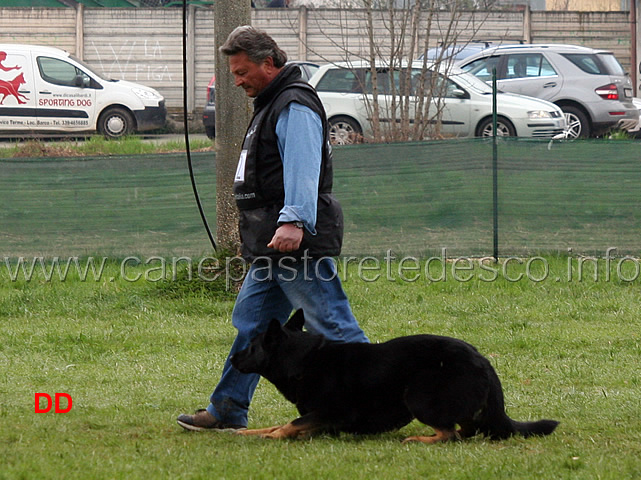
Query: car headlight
xmin=132 ymin=88 xmax=162 ymax=101
xmin=527 ymin=110 xmax=554 ymax=119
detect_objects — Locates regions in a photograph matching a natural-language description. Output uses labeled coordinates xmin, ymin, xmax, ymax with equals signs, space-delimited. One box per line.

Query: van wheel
xmin=98 ymin=107 xmax=135 ymax=139
xmin=328 ymin=116 xmax=362 ymax=145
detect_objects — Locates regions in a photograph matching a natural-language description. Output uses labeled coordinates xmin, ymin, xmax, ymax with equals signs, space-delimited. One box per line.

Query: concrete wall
xmin=0 ymin=6 xmax=635 ymax=113
xmin=546 ymin=0 xmax=626 ymax=11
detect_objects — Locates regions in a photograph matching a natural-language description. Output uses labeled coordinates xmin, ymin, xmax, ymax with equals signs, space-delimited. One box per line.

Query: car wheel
xmin=476 ymin=116 xmax=516 ymax=137
xmin=561 ymin=105 xmax=590 ymax=139
xmin=328 ymin=116 xmax=362 ymax=145
xmin=98 ymin=107 xmax=135 ymax=139
xmin=205 ymin=126 xmax=215 ymax=139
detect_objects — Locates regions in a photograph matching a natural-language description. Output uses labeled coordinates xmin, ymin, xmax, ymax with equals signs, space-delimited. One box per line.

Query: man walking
xmin=177 ymin=26 xmax=368 ymax=432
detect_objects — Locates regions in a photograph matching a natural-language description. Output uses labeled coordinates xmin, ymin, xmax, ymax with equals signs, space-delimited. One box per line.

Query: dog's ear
xmin=266 ymin=318 xmax=283 ymax=336
xmin=285 ymin=309 xmax=305 ymax=331
xmin=263 ymin=318 xmax=284 ymax=348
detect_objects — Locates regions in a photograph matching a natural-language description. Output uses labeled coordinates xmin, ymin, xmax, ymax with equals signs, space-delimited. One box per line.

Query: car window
xmin=317 ymin=65 xmax=470 ymax=99
xmin=37 ymin=56 xmax=89 ymax=87
xmin=561 ymin=53 xmax=603 ymax=74
xmin=410 ymin=69 xmax=464 ymax=98
xmin=364 ymin=69 xmax=398 ymax=95
xmin=560 ymin=53 xmax=623 ymax=75
xmin=561 ymin=53 xmax=626 ymax=76
xmin=597 ymin=53 xmax=626 ymax=75
xmin=301 ymin=64 xmax=319 ymax=81
xmin=315 ymin=68 xmax=361 ymax=93
xmin=460 ymin=56 xmax=501 ymax=82
xmin=448 ymin=69 xmax=493 ymax=94
xmin=505 ymin=54 xmax=557 ymax=79
xmin=410 ymin=69 xmax=431 ymax=95
xmin=442 ymin=77 xmax=464 ymax=98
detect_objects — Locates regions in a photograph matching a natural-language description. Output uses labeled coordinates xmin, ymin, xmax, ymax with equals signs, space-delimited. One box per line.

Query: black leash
xmin=183 ymin=0 xmax=217 ymax=252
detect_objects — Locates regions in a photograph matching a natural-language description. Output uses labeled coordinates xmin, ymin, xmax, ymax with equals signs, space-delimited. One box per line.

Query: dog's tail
xmin=483 ymin=366 xmax=559 ymax=439
xmin=510 ymin=418 xmax=560 ymax=438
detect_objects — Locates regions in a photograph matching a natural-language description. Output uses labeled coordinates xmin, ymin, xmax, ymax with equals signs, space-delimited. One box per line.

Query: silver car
xmin=458 ymin=44 xmax=638 ymax=138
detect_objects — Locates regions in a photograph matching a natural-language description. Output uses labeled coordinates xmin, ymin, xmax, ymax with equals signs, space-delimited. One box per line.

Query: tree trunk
xmin=214 ymin=1 xmax=252 ymax=253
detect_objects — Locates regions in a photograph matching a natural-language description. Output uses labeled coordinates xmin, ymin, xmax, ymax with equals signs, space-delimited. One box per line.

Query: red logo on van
xmin=0 ymin=51 xmax=20 ymax=72
xmin=0 ymin=50 xmax=28 ymax=104
xmin=0 ymin=72 xmax=28 ymax=105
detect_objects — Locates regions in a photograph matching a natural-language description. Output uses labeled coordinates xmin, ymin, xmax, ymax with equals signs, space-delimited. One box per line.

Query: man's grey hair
xmin=219 ymin=25 xmax=288 ymax=68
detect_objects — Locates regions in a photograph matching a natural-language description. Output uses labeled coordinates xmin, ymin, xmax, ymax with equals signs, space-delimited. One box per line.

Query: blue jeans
xmin=206 ymin=257 xmax=369 ymax=427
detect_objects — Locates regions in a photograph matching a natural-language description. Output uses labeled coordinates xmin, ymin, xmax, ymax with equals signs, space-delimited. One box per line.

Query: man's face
xmin=229 ymin=51 xmax=278 ymax=98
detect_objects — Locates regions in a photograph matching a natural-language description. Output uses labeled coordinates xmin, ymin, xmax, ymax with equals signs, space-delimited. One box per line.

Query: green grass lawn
xmin=1 ymin=257 xmax=640 ymax=479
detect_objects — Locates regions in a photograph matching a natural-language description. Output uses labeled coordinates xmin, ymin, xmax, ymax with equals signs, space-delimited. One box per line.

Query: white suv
xmin=308 ymin=61 xmax=566 ymax=144
xmin=458 ymin=44 xmax=638 ymax=138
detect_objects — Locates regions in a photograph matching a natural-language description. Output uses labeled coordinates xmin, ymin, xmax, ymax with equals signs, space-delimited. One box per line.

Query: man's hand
xmin=267 ymin=224 xmax=304 ymax=253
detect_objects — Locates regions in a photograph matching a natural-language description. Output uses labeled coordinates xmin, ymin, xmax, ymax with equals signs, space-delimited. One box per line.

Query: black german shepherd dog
xmin=231 ymin=310 xmax=559 ymax=444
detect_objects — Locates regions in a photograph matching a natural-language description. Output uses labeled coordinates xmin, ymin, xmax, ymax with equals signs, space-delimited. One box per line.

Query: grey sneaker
xmin=176 ymin=409 xmax=245 ymax=432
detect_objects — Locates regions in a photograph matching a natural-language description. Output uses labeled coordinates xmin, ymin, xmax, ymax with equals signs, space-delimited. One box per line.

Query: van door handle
xmin=543 ymin=82 xmax=557 ymax=88
xmin=39 ymin=91 xmax=52 ymax=95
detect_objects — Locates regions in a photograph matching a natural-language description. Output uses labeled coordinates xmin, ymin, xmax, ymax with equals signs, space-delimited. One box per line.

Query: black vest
xmin=233 ymin=65 xmax=343 ymax=261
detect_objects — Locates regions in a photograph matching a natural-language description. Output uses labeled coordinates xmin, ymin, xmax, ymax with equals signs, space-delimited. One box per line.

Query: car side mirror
xmin=452 ymin=88 xmax=467 ymax=98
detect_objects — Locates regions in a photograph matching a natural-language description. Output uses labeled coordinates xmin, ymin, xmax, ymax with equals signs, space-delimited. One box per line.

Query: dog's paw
xmin=261 ymin=428 xmax=287 ymax=439
xmin=402 ymin=435 xmax=432 ymax=445
xmin=236 ymin=426 xmax=283 ymax=437
xmin=402 ymin=429 xmax=460 ymax=445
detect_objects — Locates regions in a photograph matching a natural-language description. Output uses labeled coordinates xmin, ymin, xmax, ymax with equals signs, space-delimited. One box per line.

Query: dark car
xmin=419 ymin=42 xmax=495 ymax=62
xmin=202 ymin=61 xmax=320 ymax=139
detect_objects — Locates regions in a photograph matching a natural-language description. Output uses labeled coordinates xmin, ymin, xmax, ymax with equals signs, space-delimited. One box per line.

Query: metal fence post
xmin=492 ymin=67 xmax=499 ymax=261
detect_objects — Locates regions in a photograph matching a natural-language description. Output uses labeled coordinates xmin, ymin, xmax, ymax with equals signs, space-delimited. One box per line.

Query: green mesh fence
xmin=335 ymin=140 xmax=494 ymax=257
xmin=1 ymin=152 xmax=216 ymax=258
xmin=2 ymin=138 xmax=641 ymax=261
xmin=336 ymin=138 xmax=641 ymax=258
xmin=494 ymin=139 xmax=641 ymax=258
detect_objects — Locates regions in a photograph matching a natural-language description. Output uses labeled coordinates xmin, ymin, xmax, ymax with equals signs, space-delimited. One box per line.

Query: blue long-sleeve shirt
xmin=274 ymin=101 xmax=323 ymax=235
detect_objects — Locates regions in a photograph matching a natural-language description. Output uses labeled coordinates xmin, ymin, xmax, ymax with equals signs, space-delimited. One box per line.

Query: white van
xmin=0 ymin=44 xmax=166 ymax=138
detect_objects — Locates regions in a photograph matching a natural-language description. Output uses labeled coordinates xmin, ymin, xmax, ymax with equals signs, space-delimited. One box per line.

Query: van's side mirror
xmin=74 ymin=74 xmax=88 ymax=88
